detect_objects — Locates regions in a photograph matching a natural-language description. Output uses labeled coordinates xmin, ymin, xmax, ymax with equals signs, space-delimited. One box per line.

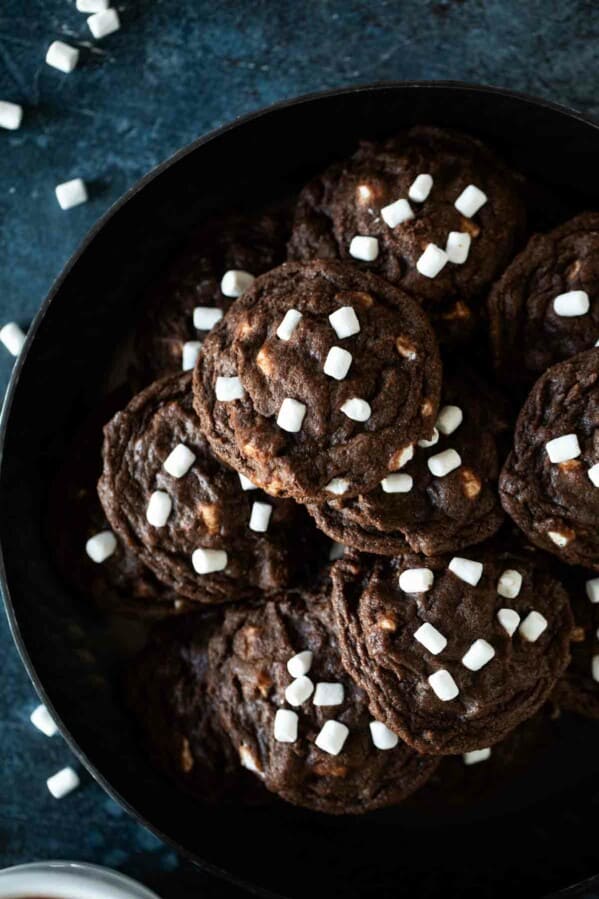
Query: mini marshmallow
xmin=428 ymin=669 xmax=459 ymax=702
xmin=349 ymin=235 xmax=379 ymax=261
xmin=381 ymin=198 xmax=414 ymax=228
xmin=399 ymin=568 xmax=434 ymax=593
xmin=0 ymin=100 xmax=23 ymax=130
xmin=46 ymin=41 xmax=80 ymax=73
xmin=163 ymin=443 xmax=196 ymax=478
xmin=325 ymin=477 xmax=349 ymax=495
xmin=329 ymin=306 xmax=360 ymax=339
xmin=416 ymin=243 xmax=448 ymax=278
xmin=146 ymin=490 xmax=172 ymax=527
xmin=0 ymin=322 xmax=26 ymax=356
xmin=449 ymin=557 xmax=483 ymax=587
xmin=55 ymin=178 xmax=88 ymax=210
xmin=287 ymin=650 xmax=313 ymax=678
xmin=545 ymin=433 xmax=581 ymax=464
xmin=445 ymin=231 xmax=471 ymax=264
xmin=593 ymin=655 xmax=599 ymax=683
xmin=328 ymin=541 xmax=345 ymax=561
xmin=454 ymin=184 xmax=487 ymax=218
xmin=497 ymin=569 xmax=523 ymax=600
xmin=315 ymin=720 xmax=349 ymax=755
xmin=277 ymin=397 xmax=307 ymax=433
xmin=313 ymin=682 xmax=344 ymax=706
xmin=462 ymin=639 xmax=495 ymax=671
xmin=85 ymin=530 xmax=116 ymax=563
xmin=414 ymin=622 xmax=447 ymax=655
xmin=274 ymin=709 xmax=298 ymax=743
xmin=238 ymin=473 xmax=257 ymax=491
xmin=248 ymin=501 xmax=272 ymax=533
xmin=192 ymin=548 xmax=227 ymax=574
xmin=408 ymin=174 xmax=433 ymax=202
xmin=193 ymin=306 xmax=223 ymax=330
xmin=436 ymin=405 xmax=463 ymax=436
xmin=586 ymin=577 xmax=599 ymax=604
xmin=418 ymin=428 xmax=439 ymax=448
xmin=519 ymin=610 xmax=548 ymax=643
xmin=76 ymin=0 xmax=109 ymax=11
xmin=587 ymin=463 xmax=599 ymax=487
xmin=87 ymin=8 xmax=121 ymax=39
xmin=220 ymin=269 xmax=254 ymax=298
xmin=285 ymin=676 xmax=314 ymax=707
xmin=182 ymin=341 xmax=202 ymax=371
xmin=381 ymin=473 xmax=413 ymax=493
xmin=215 ymin=375 xmax=245 ymax=402
xmin=324 ymin=346 xmax=352 ymax=380
xmin=369 ymin=721 xmax=399 ymax=750
xmin=553 ymin=290 xmax=590 ymax=317
xmin=276 ymin=308 xmax=302 ymax=341
xmin=463 ymin=748 xmax=491 ymax=765
xmin=340 ymin=397 xmax=371 ymax=422
xmin=30 ymin=704 xmax=58 ymax=738
xmin=428 ymin=448 xmax=461 ymax=478
xmin=393 ymin=444 xmax=414 ymax=468
xmin=548 ymin=530 xmax=571 ymax=547
xmin=47 ymin=767 xmax=80 ymax=799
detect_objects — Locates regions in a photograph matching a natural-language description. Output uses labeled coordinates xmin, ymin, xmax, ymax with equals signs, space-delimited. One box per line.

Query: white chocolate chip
xmin=445 ymin=231 xmax=471 ymax=264
xmin=340 ymin=397 xmax=371 ymax=422
xmin=369 ymin=721 xmax=399 ymax=750
xmin=194 ymin=306 xmax=223 ymax=330
xmin=315 ymin=720 xmax=349 ymax=755
xmin=238 ymin=473 xmax=257 ymax=491
xmin=85 ymin=530 xmax=116 ymax=563
xmin=592 ymin=655 xmax=599 ymax=683
xmin=588 ymin=463 xmax=599 ymax=487
xmin=553 ymin=290 xmax=590 ymax=317
xmin=408 ymin=174 xmax=433 ymax=202
xmin=497 ymin=570 xmax=523 ymax=599
xmin=55 ymin=178 xmax=88 ymax=210
xmin=414 ymin=622 xmax=447 ymax=655
xmin=381 ymin=473 xmax=413 ymax=493
xmin=274 ymin=709 xmax=298 ymax=743
xmin=545 ymin=433 xmax=581 ymax=464
xmin=87 ymin=7 xmax=120 ymax=38
xmin=47 ymin=767 xmax=80 ymax=799
xmin=276 ymin=308 xmax=302 ymax=341
xmin=428 ymin=669 xmax=459 ymax=701
xmin=416 ymin=243 xmax=448 ymax=278
xmin=46 ymin=41 xmax=80 ymax=73
xmin=325 ymin=477 xmax=349 ymax=495
xmin=428 ymin=448 xmax=461 ymax=478
xmin=519 ymin=610 xmax=548 ymax=642
xmin=191 ymin=548 xmax=227 ymax=574
xmin=381 ymin=198 xmax=414 ymax=228
xmin=497 ymin=607 xmax=521 ymax=637
xmin=313 ymin=683 xmax=344 ymax=706
xmin=548 ymin=530 xmax=571 ymax=548
xmin=349 ymin=235 xmax=379 ymax=261
xmin=287 ymin=650 xmax=313 ymax=678
xmin=0 ymin=322 xmax=26 ymax=356
xmin=285 ymin=676 xmax=314 ymax=707
xmin=399 ymin=568 xmax=434 ymax=593
xmin=357 ymin=184 xmax=372 ymax=202
xmin=163 ymin=443 xmax=196 ymax=478
xmin=328 ymin=541 xmax=345 ymax=561
xmin=436 ymin=405 xmax=463 ymax=436
xmin=0 ymin=100 xmax=23 ymax=130
xmin=220 ymin=269 xmax=254 ymax=298
xmin=248 ymin=501 xmax=272 ymax=533
xmin=449 ymin=557 xmax=483 ymax=586
xmin=463 ymin=748 xmax=491 ymax=765
xmin=146 ymin=490 xmax=172 ymax=528
xmin=323 ymin=346 xmax=352 ymax=380
xmin=30 ymin=704 xmax=58 ymax=737
xmin=277 ymin=397 xmax=307 ymax=433
xmin=462 ymin=639 xmax=495 ymax=671
xmin=239 ymin=744 xmax=263 ymax=776
xmin=76 ymin=0 xmax=109 ymax=11
xmin=418 ymin=427 xmax=439 ymax=449
xmin=454 ymin=184 xmax=487 ymax=218
xmin=329 ymin=306 xmax=360 ymax=339
xmin=182 ymin=341 xmax=202 ymax=371
xmin=215 ymin=375 xmax=245 ymax=402
xmin=586 ymin=577 xmax=599 ymax=604
xmin=393 ymin=444 xmax=414 ymax=469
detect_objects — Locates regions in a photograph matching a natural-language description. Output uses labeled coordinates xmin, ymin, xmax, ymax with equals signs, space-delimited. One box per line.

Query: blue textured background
xmin=0 ymin=1 xmax=597 ymax=895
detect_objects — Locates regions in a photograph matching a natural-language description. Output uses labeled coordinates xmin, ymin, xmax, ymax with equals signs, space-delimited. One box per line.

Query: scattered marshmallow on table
xmin=276 ymin=309 xmax=302 ymax=341
xmin=87 ymin=8 xmax=121 ymax=39
xmin=0 ymin=322 xmax=26 ymax=356
xmin=349 ymin=235 xmax=379 ymax=261
xmin=381 ymin=198 xmax=414 ymax=228
xmin=497 ymin=608 xmax=521 ymax=637
xmin=436 ymin=405 xmax=463 ymax=436
xmin=545 ymin=433 xmax=581 ymax=464
xmin=146 ymin=490 xmax=172 ymax=527
xmin=274 ymin=709 xmax=298 ymax=743
xmin=315 ymin=720 xmax=349 ymax=755
xmin=193 ymin=306 xmax=223 ymax=330
xmin=553 ymin=290 xmax=589 ymax=317
xmin=287 ymin=650 xmax=313 ymax=678
xmin=462 ymin=639 xmax=495 ymax=671
xmin=238 ymin=472 xmax=257 ymax=491
xmin=277 ymin=397 xmax=306 ymax=433
xmin=55 ymin=178 xmax=88 ymax=210
xmin=428 ymin=669 xmax=459 ymax=701
xmin=449 ymin=557 xmax=483 ymax=586
xmin=163 ymin=443 xmax=196 ymax=478
xmin=182 ymin=341 xmax=201 ymax=371
xmin=313 ymin=682 xmax=344 ymax=706
xmin=416 ymin=243 xmax=448 ymax=279
xmin=428 ymin=448 xmax=461 ymax=477
xmin=47 ymin=767 xmax=80 ymax=799
xmin=399 ymin=567 xmax=434 ymax=593
xmin=323 ymin=346 xmax=352 ymax=380
xmin=586 ymin=577 xmax=599 ymax=604
xmin=588 ymin=463 xmax=599 ymax=487
xmin=285 ymin=676 xmax=314 ymax=707
xmin=340 ymin=397 xmax=371 ymax=422
xmin=519 ymin=610 xmax=548 ymax=642
xmin=30 ymin=704 xmax=58 ymax=738
xmin=369 ymin=721 xmax=399 ymax=750
xmin=46 ymin=41 xmax=80 ymax=73
xmin=329 ymin=306 xmax=360 ymax=339
xmin=85 ymin=530 xmax=116 ymax=563
xmin=454 ymin=184 xmax=487 ymax=218
xmin=381 ymin=473 xmax=413 ymax=493
xmin=445 ymin=231 xmax=471 ymax=264
xmin=248 ymin=501 xmax=272 ymax=533
xmin=463 ymin=747 xmax=491 ymax=765
xmin=0 ymin=100 xmax=23 ymax=130
xmin=220 ymin=269 xmax=254 ymax=298
xmin=76 ymin=0 xmax=109 ymax=10
xmin=414 ymin=622 xmax=447 ymax=655
xmin=408 ymin=174 xmax=433 ymax=202
xmin=497 ymin=569 xmax=523 ymax=599
xmin=192 ymin=548 xmax=227 ymax=574
xmin=215 ymin=375 xmax=245 ymax=402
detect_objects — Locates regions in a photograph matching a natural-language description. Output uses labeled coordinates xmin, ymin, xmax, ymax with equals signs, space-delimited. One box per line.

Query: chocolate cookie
xmin=331 ymin=551 xmax=573 ymax=754
xmin=207 ymin=591 xmax=438 ymax=814
xmin=99 ymin=372 xmax=314 ymax=603
xmin=288 ymin=126 xmax=525 ymax=317
xmin=308 ymin=369 xmax=507 ymax=556
xmin=500 ymin=349 xmax=599 ymax=569
xmin=132 ymin=208 xmax=288 ymax=385
xmin=553 ymin=568 xmax=599 ymax=719
xmin=489 ymin=213 xmax=599 ymax=386
xmin=193 ymin=260 xmax=441 ymax=503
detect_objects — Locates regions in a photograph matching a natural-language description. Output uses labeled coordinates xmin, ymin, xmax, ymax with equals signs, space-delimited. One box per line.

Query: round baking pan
xmin=1 ymin=82 xmax=598 ymax=899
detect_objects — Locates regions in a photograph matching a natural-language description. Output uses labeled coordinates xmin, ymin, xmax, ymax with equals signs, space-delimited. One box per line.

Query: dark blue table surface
xmin=1 ymin=1 xmax=598 ymax=896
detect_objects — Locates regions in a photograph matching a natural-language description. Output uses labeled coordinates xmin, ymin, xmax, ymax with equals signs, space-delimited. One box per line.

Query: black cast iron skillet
xmin=1 ymin=83 xmax=599 ymax=899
